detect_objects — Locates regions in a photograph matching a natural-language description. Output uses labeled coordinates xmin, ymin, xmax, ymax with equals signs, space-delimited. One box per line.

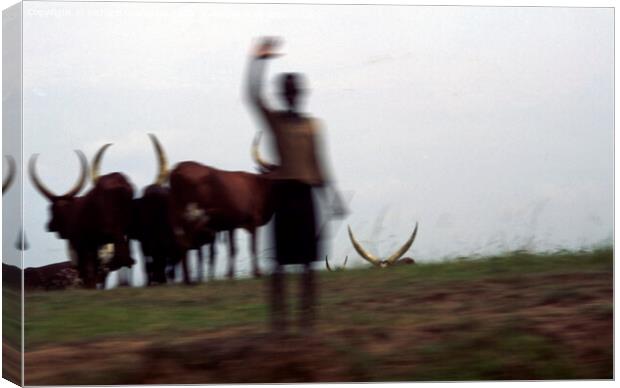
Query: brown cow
xmin=127 ymin=134 xmax=213 ymax=285
xmin=348 ymin=223 xmax=419 ymax=268
xmin=168 ymin=133 xmax=276 ymax=280
xmin=29 ymin=149 xmax=135 ymax=288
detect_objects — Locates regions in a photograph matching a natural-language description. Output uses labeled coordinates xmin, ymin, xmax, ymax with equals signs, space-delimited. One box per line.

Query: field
xmin=18 ymin=248 xmax=613 ymax=384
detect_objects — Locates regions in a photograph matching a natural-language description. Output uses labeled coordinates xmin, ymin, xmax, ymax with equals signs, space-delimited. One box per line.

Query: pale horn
xmin=91 ymin=143 xmax=112 ymax=184
xmin=348 ymin=223 xmax=419 ymax=268
xmin=385 ymin=222 xmax=419 ymax=265
xmin=347 ymin=226 xmax=381 ymax=266
xmin=325 ymin=255 xmax=333 ymax=272
xmin=148 ymin=133 xmax=169 ymax=185
xmin=3 ymin=155 xmax=15 ymax=194
xmin=29 ymin=151 xmax=88 ymax=200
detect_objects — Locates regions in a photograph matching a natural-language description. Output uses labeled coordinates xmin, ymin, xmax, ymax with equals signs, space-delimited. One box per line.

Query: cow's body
xmin=130 ymin=184 xmax=183 ymax=285
xmin=127 ymin=135 xmax=218 ymax=285
xmin=54 ymin=173 xmax=135 ymax=288
xmin=395 ymin=257 xmax=416 ymax=265
xmin=169 ymin=161 xmax=274 ymax=279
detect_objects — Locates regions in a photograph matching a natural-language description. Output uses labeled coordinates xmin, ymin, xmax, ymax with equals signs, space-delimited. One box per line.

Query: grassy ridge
xmin=24 ymin=248 xmax=613 ymax=383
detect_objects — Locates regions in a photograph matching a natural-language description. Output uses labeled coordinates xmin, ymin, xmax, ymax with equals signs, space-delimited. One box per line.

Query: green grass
xmin=23 ymin=247 xmax=613 ymax=383
xmin=26 ymin=278 xmax=270 ymax=347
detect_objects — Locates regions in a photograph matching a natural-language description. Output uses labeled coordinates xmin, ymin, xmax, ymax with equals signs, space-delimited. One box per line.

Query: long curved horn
xmin=148 ymin=134 xmax=169 ymax=185
xmin=29 ymin=150 xmax=87 ymax=200
xmin=91 ymin=143 xmax=112 ymax=184
xmin=325 ymin=255 xmax=333 ymax=272
xmin=348 ymin=226 xmax=381 ymax=266
xmin=3 ymin=155 xmax=15 ymax=194
xmin=251 ymin=132 xmax=276 ymax=171
xmin=386 ymin=222 xmax=419 ymax=264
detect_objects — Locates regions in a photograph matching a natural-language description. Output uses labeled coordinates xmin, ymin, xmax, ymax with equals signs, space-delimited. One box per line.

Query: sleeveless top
xmin=267 ymin=112 xmax=326 ymax=186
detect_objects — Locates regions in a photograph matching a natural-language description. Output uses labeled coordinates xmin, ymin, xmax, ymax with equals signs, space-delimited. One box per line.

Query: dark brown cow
xmin=121 ymin=135 xmax=216 ymax=285
xmin=396 ymin=257 xmax=416 ymax=265
xmin=348 ymin=223 xmax=419 ymax=268
xmin=169 ymin=133 xmax=276 ymax=280
xmin=131 ymin=184 xmax=177 ymax=285
xmin=24 ymin=261 xmax=80 ymax=290
xmin=29 ymin=150 xmax=135 ymax=288
xmin=128 ymin=134 xmax=186 ymax=285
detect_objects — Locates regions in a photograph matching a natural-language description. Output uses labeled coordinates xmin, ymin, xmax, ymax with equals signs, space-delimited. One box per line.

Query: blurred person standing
xmin=245 ymin=37 xmax=346 ymax=334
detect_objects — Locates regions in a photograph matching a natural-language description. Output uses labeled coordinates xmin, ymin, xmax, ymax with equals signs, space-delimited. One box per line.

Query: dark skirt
xmin=272 ymin=180 xmax=318 ymax=265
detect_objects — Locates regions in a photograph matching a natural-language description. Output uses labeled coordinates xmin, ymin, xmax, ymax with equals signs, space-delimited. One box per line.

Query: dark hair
xmin=279 ymin=73 xmax=306 ymax=110
xmin=280 ymin=73 xmax=300 ymax=94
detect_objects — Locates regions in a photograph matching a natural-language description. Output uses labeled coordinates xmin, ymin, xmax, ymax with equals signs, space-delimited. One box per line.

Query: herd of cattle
xmin=3 ymin=134 xmax=419 ymax=290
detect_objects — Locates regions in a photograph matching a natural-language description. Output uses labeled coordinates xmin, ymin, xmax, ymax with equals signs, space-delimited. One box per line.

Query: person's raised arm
xmin=246 ymin=37 xmax=282 ymax=119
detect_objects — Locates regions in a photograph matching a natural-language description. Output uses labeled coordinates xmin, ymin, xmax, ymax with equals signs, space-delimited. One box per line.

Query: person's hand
xmin=252 ymin=37 xmax=283 ymax=59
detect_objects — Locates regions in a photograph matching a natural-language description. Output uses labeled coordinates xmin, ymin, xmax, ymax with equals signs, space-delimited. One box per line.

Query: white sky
xmin=2 ymin=2 xmax=613 ymax=283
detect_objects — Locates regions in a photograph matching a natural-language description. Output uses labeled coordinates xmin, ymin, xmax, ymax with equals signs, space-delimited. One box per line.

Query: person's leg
xmin=270 ymin=263 xmax=287 ymax=334
xmin=196 ymin=246 xmax=204 ymax=283
xmin=299 ymin=263 xmax=315 ymax=333
xmin=180 ymin=251 xmax=191 ymax=285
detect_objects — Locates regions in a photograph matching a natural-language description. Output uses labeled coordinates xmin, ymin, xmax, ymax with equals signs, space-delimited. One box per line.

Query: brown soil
xmin=24 ymin=271 xmax=613 ymax=384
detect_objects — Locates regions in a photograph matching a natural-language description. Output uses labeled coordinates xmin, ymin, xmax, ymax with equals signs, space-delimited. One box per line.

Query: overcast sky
xmin=3 ymin=2 xmax=613 ymax=283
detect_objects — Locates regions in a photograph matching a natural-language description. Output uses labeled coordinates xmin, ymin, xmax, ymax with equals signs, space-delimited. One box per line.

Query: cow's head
xmin=348 ymin=223 xmax=419 ymax=268
xmin=3 ymin=155 xmax=16 ymax=195
xmin=28 ymin=151 xmax=89 ymax=239
xmin=325 ymin=255 xmax=348 ymax=272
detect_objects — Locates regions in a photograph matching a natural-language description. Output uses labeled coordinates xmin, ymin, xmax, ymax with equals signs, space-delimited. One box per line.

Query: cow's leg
xmin=97 ymin=272 xmax=109 ymax=290
xmin=117 ymin=267 xmax=131 ymax=287
xmin=208 ymin=241 xmax=216 ymax=281
xmin=181 ymin=251 xmax=191 ymax=285
xmin=226 ymin=230 xmax=237 ymax=279
xmin=165 ymin=259 xmax=176 ymax=283
xmin=249 ymin=229 xmax=262 ymax=278
xmin=196 ymin=247 xmax=204 ymax=283
xmin=114 ymin=239 xmax=135 ymax=268
xmin=144 ymin=255 xmax=153 ymax=286
xmin=77 ymin=249 xmax=98 ymax=289
xmin=153 ymin=255 xmax=167 ymax=285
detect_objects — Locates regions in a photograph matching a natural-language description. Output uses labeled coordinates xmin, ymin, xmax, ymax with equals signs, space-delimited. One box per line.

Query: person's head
xmin=279 ymin=72 xmax=306 ymax=112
